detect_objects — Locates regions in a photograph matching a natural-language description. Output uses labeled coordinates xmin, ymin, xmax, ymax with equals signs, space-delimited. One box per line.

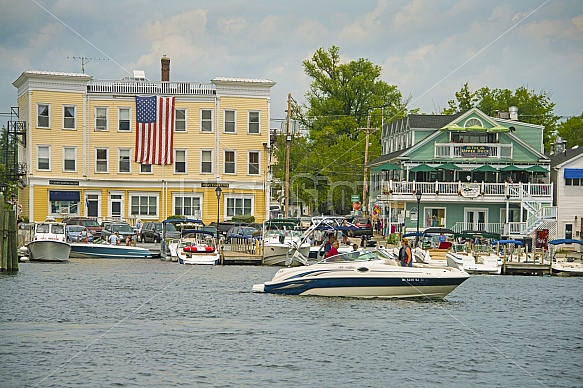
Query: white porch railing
xmin=87 ymin=80 xmax=216 ymax=95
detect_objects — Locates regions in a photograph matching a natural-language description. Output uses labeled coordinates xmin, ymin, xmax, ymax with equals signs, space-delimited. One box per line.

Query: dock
xmin=502 ymin=261 xmax=552 ymax=276
xmin=221 ymin=250 xmax=263 ymax=265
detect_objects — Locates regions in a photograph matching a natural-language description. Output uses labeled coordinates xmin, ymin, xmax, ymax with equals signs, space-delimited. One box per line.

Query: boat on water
xmin=162 ymin=218 xmax=207 ymax=261
xmin=69 ymin=242 xmax=153 ymax=259
xmin=446 ymin=243 xmax=501 ymax=275
xmin=549 ymin=239 xmax=583 ymax=276
xmin=252 ymin=249 xmax=470 ymax=298
xmin=262 ymin=219 xmax=311 ymax=266
xmin=26 ymin=219 xmax=71 ymax=262
xmin=176 ymin=230 xmax=220 ymax=265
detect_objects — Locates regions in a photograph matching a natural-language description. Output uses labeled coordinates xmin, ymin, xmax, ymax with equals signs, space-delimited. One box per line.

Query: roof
xmin=547 ymin=146 xmax=583 ymax=168
xmin=407 ymin=112 xmax=464 ymax=129
xmin=212 ymin=77 xmax=276 ymax=85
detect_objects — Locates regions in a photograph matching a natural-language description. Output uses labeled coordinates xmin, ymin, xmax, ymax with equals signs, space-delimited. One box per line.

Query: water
xmin=0 ymin=259 xmax=581 ymax=388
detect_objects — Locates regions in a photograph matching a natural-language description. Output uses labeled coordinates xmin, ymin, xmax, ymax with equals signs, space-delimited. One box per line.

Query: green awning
xmin=372 ymin=162 xmax=402 ymax=172
xmin=498 ymin=165 xmax=523 ymax=172
xmin=410 ymin=164 xmax=437 ymax=173
xmin=472 ymin=165 xmax=499 ymax=173
xmin=436 ymin=163 xmax=462 ymax=171
xmin=488 ymin=126 xmax=510 ymax=133
xmin=525 ymin=165 xmax=549 ymax=173
xmin=439 ymin=124 xmax=465 ymax=131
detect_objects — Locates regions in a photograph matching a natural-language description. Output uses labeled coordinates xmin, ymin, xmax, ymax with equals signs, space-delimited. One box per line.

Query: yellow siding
xmin=32 ymin=188 xmax=49 ymax=223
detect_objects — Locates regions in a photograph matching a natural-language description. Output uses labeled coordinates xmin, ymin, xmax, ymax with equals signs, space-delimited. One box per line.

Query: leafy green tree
xmin=443 ymin=84 xmax=560 ymax=150
xmin=272 ymin=46 xmax=406 ymax=214
xmin=556 ymin=113 xmax=583 ymax=147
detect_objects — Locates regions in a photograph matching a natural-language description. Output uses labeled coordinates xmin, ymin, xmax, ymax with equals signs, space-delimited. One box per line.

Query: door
xmin=110 ymin=193 xmax=124 ymax=220
xmin=465 ymin=208 xmax=487 ymax=231
xmin=86 ymin=194 xmax=99 ymax=218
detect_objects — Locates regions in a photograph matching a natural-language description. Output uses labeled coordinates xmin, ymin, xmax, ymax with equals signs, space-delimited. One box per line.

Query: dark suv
xmin=100 ymin=222 xmax=136 ymax=242
xmin=139 ymin=222 xmax=180 ymax=243
xmin=64 ymin=217 xmax=103 ymax=238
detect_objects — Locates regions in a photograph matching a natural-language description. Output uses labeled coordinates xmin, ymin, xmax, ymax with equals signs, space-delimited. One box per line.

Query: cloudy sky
xmin=1 ymin=0 xmax=582 ymax=127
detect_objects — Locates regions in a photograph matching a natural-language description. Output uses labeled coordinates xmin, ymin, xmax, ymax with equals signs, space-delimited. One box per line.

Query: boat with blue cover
xmin=69 ymin=242 xmax=153 ymax=259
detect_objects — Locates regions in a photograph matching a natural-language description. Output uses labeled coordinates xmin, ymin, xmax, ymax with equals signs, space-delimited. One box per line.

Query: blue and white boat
xmin=549 ymin=239 xmax=583 ymax=276
xmin=69 ymin=242 xmax=153 ymax=259
xmin=253 ymin=249 xmax=470 ymax=298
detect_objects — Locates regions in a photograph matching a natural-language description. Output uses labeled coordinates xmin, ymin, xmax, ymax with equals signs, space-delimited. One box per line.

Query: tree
xmin=443 ymin=84 xmax=560 ymax=150
xmin=272 ymin=46 xmax=407 ymax=214
xmin=556 ymin=113 xmax=583 ymax=148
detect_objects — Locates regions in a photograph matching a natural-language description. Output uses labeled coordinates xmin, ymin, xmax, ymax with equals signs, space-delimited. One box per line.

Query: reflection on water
xmin=0 ymin=259 xmax=581 ymax=387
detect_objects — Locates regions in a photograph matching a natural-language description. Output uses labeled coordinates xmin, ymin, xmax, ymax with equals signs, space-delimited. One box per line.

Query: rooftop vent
xmin=133 ymin=70 xmax=146 ymax=80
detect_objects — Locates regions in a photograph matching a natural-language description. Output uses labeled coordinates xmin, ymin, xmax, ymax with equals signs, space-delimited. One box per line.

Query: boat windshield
xmin=51 ymin=224 xmax=65 ymax=234
xmin=319 ymin=250 xmax=379 ymax=263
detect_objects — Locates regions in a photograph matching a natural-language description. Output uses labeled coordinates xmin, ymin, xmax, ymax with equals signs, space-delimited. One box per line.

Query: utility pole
xmin=362 ymin=115 xmax=372 ymax=216
xmin=284 ymin=93 xmax=292 ymax=218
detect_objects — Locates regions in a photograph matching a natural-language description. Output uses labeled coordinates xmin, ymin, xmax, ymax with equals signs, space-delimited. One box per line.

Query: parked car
xmin=64 ymin=217 xmax=103 ymax=238
xmin=209 ymin=222 xmax=248 ymax=238
xmin=350 ymin=217 xmax=373 ymax=236
xmin=225 ymin=226 xmax=261 ymax=243
xmin=139 ymin=221 xmax=180 ymax=243
xmin=65 ymin=225 xmax=94 ymax=243
xmin=100 ymin=222 xmax=136 ymax=242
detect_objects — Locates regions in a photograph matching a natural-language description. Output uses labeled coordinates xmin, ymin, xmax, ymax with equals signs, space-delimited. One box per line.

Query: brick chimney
xmin=161 ymin=55 xmax=170 ymax=81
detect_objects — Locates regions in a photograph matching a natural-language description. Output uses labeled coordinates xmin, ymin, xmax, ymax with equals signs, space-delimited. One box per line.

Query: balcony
xmin=381 ymin=181 xmax=553 ymax=202
xmin=434 ymin=142 xmax=512 ymax=159
xmin=87 ymin=80 xmax=216 ymax=96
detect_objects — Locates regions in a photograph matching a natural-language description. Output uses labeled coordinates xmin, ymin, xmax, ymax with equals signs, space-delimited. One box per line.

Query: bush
xmin=232 ymin=214 xmax=255 ymax=223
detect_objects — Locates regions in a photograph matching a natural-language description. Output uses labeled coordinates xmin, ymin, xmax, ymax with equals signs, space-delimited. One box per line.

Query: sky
xmin=1 ymin=0 xmax=582 ymax=128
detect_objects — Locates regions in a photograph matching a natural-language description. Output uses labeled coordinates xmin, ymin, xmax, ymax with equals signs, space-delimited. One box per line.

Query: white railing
xmin=383 ymin=181 xmax=553 ymax=199
xmin=87 ymin=80 xmax=216 ymax=95
xmin=434 ymin=142 xmax=513 ymax=159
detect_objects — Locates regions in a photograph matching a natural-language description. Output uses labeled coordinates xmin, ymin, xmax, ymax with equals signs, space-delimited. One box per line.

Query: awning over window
xmin=49 ymin=190 xmax=80 ymax=201
xmin=564 ymin=168 xmax=583 ymax=179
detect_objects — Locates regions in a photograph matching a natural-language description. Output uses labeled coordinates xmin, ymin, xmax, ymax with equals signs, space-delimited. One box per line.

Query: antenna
xmin=67 ymin=56 xmax=109 ymax=73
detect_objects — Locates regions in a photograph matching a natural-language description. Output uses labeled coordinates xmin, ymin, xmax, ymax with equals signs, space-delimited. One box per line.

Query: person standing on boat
xmin=399 ymin=238 xmax=413 ymax=267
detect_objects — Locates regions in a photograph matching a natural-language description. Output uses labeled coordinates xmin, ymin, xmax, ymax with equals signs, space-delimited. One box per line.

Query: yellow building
xmin=13 ymin=61 xmax=275 ymax=225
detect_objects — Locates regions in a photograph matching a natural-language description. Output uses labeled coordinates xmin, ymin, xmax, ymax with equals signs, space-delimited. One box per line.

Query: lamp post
xmin=415 ymin=191 xmax=422 ymax=248
xmin=215 ymin=186 xmax=222 ymax=238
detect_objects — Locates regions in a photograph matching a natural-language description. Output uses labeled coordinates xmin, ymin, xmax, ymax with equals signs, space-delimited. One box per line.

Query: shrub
xmin=232 ymin=214 xmax=255 ymax=223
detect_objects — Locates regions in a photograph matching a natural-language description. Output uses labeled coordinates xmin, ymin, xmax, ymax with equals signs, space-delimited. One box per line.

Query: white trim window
xmin=248 ymin=151 xmax=260 ymax=175
xmin=175 ymin=108 xmax=186 ymax=132
xmin=118 ymin=107 xmax=131 ymax=132
xmin=95 ymin=148 xmax=108 ymax=173
xmin=118 ymin=148 xmax=131 ymax=173
xmin=201 ymin=109 xmax=213 ymax=132
xmin=224 ymin=150 xmax=236 ymax=174
xmin=201 ymin=150 xmax=213 ymax=174
xmin=63 ymin=105 xmax=75 ymax=130
xmin=37 ymin=145 xmax=51 ymax=171
xmin=37 ymin=104 xmax=50 ymax=128
xmin=95 ymin=107 xmax=108 ymax=131
xmin=423 ymin=207 xmax=446 ymax=228
xmin=173 ymin=195 xmax=202 ymax=218
xmin=174 ymin=149 xmax=187 ymax=174
xmin=130 ymin=194 xmax=158 ymax=217
xmin=248 ymin=111 xmax=260 ymax=134
xmin=140 ymin=163 xmax=152 ymax=174
xmin=63 ymin=147 xmax=76 ymax=172
xmin=226 ymin=196 xmax=253 ymax=218
xmin=224 ymin=109 xmax=236 ymax=133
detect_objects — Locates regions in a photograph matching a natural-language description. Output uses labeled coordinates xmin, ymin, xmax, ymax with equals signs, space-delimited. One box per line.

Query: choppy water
xmin=0 ymin=259 xmax=581 ymax=387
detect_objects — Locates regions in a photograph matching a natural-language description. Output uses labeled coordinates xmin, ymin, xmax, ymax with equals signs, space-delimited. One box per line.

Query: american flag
xmin=135 ymin=96 xmax=175 ymax=165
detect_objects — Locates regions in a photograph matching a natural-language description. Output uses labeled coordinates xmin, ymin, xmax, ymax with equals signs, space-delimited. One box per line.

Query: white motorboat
xmin=176 ymin=230 xmax=220 ymax=265
xmin=68 ymin=243 xmax=153 ymax=259
xmin=26 ymin=220 xmax=71 ymax=262
xmin=549 ymin=239 xmax=583 ymax=276
xmin=262 ymin=229 xmax=311 ymax=266
xmin=252 ymin=249 xmax=470 ymax=298
xmin=446 ymin=243 xmax=501 ymax=275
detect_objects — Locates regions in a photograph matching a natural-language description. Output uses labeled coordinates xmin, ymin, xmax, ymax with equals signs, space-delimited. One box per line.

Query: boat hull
xmin=552 ymin=263 xmax=583 ymax=277
xmin=254 ymin=263 xmax=470 ymax=299
xmin=178 ymin=253 xmax=220 ymax=265
xmin=69 ymin=243 xmax=153 ymax=259
xmin=27 ymin=240 xmax=71 ymax=262
xmin=263 ymin=243 xmax=310 ymax=266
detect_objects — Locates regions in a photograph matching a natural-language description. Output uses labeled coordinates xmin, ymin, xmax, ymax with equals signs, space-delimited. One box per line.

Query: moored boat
xmin=253 ymin=249 xmax=470 ymax=298
xmin=176 ymin=230 xmax=220 ymax=265
xmin=27 ymin=220 xmax=71 ymax=262
xmin=69 ymin=243 xmax=153 ymax=259
xmin=549 ymin=239 xmax=583 ymax=276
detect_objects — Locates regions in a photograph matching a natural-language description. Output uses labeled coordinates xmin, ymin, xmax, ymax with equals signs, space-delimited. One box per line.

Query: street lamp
xmin=415 ymin=190 xmax=422 ymax=248
xmin=215 ymin=186 xmax=222 ymax=239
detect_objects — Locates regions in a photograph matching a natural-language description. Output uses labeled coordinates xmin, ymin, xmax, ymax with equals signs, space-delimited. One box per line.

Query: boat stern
xmin=252 ymin=283 xmax=265 ymax=293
